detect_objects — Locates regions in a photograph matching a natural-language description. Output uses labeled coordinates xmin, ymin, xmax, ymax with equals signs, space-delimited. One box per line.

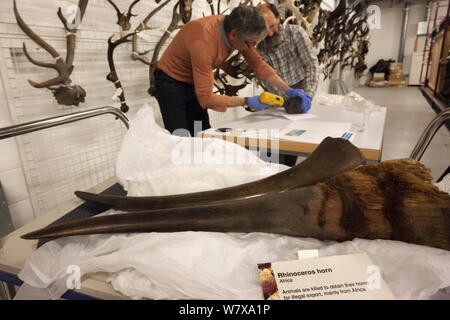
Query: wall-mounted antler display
xmin=180 ymin=0 xmax=194 ymax=23
xmin=131 ymin=0 xmax=173 ymax=65
xmin=13 ymin=0 xmax=88 ymax=106
xmin=107 ymin=0 xmax=141 ymax=36
xmin=106 ymin=32 xmax=137 ymax=113
xmin=104 ymin=0 xmax=149 ymax=113
xmin=214 ymin=53 xmax=255 ymax=97
xmin=311 ymin=0 xmax=370 ymax=80
xmin=279 ymin=0 xmax=313 ymax=38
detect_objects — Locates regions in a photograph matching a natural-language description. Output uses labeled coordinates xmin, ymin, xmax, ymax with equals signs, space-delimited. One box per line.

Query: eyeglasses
xmin=244 ymin=39 xmax=259 ymax=49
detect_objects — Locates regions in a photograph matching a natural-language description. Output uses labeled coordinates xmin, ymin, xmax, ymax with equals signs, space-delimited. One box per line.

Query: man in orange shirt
xmin=155 ymin=4 xmax=306 ymax=137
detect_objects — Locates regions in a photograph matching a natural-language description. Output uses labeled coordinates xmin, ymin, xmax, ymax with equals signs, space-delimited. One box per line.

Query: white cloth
xmin=115 ymin=104 xmax=287 ymax=196
xmin=17 ymin=232 xmax=450 ymax=300
xmin=16 ymin=104 xmax=450 ymax=300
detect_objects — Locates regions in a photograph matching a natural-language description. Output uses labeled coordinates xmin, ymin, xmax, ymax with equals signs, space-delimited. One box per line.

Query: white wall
xmin=365 ymin=1 xmax=404 ymax=73
xmin=402 ymin=2 xmax=430 ymax=76
xmin=341 ymin=1 xmax=444 ymax=90
xmin=354 ymin=0 xmax=450 ymax=87
xmin=0 ymin=41 xmax=33 ymax=229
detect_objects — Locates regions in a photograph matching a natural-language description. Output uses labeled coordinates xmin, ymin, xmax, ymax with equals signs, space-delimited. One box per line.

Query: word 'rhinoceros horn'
xmin=22 ymin=159 xmax=450 ymax=251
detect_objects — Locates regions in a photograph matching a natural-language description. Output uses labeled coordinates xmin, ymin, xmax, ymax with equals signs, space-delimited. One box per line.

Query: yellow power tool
xmin=259 ymin=91 xmax=285 ymax=106
xmin=245 ymin=92 xmax=284 ymax=112
xmin=246 ymin=91 xmax=304 ymax=114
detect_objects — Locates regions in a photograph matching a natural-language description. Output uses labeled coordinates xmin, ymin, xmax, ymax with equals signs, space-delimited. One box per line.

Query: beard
xmin=260 ymin=29 xmax=282 ymax=49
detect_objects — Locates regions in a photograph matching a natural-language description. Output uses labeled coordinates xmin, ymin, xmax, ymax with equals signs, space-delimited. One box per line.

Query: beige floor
xmin=354 ymin=86 xmax=450 ymax=182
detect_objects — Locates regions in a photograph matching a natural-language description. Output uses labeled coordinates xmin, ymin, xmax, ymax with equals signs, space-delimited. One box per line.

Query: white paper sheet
xmin=286 ymin=121 xmax=351 ymax=131
xmin=264 ymin=108 xmax=318 ymax=121
xmin=280 ymin=121 xmax=353 ymax=143
xmin=279 ymin=113 xmax=318 ymax=121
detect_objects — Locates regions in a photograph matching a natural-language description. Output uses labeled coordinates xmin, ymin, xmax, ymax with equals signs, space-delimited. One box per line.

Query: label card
xmin=257 ymin=253 xmax=396 ymax=300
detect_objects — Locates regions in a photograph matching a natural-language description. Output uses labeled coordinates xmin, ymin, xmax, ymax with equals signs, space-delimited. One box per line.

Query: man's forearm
xmin=227 ymin=96 xmax=248 ymax=107
xmin=204 ymin=96 xmax=247 ymax=112
xmin=264 ymin=74 xmax=289 ymax=94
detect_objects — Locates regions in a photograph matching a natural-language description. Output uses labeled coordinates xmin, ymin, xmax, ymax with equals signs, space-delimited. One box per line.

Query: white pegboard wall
xmin=0 ymin=0 xmax=256 ymax=219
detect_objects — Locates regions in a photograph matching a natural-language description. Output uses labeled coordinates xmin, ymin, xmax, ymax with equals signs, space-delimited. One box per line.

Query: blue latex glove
xmin=247 ymin=95 xmax=272 ymax=111
xmin=286 ymin=88 xmax=312 ymax=113
xmin=301 ymin=94 xmax=312 ymax=113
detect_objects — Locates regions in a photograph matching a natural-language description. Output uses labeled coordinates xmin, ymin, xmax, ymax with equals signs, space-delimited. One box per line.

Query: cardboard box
xmin=368 ymin=80 xmax=388 ymax=87
xmin=388 ymin=74 xmax=404 ymax=81
xmin=373 ymin=72 xmax=385 ymax=80
xmin=389 ymin=62 xmax=403 ymax=69
xmin=388 ymin=80 xmax=406 ymax=87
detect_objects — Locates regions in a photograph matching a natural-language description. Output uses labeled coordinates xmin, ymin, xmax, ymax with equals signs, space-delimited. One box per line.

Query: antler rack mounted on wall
xmin=13 ymin=0 xmax=89 ymax=106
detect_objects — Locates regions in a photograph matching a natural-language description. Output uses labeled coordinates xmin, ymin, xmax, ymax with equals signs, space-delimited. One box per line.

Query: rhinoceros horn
xmin=74 ymin=137 xmax=366 ymax=211
xmin=22 ymin=159 xmax=450 ymax=251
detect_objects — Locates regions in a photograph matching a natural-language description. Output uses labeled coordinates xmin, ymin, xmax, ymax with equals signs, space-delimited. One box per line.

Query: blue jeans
xmin=154 ymin=68 xmax=211 ymax=137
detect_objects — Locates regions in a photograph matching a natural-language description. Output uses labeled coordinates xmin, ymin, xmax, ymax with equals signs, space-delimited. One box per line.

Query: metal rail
xmin=0 ymin=106 xmax=129 ymax=140
xmin=410 ymin=109 xmax=450 ymax=161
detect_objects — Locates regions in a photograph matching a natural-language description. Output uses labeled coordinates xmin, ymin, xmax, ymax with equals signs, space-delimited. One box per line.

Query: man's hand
xmin=247 ymin=95 xmax=273 ymax=111
xmin=286 ymin=88 xmax=312 ymax=113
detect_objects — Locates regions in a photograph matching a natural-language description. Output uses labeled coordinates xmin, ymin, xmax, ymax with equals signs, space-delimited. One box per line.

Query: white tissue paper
xmin=314 ymin=91 xmax=382 ymax=114
xmin=314 ymin=91 xmax=383 ymax=131
xmin=115 ymin=104 xmax=286 ymax=196
xmin=16 ymin=104 xmax=450 ymax=300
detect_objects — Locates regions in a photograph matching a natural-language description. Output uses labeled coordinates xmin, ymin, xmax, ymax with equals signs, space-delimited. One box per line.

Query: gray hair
xmin=223 ymin=5 xmax=268 ymax=41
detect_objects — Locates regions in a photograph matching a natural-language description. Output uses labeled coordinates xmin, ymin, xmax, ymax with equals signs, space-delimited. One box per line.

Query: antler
xmin=106 ymin=33 xmax=137 ymax=113
xmin=57 ymin=0 xmax=88 ymax=68
xmin=104 ymin=1 xmax=146 ymax=112
xmin=303 ymin=0 xmax=321 ymax=23
xmin=205 ymin=0 xmax=214 ymax=15
xmin=107 ymin=0 xmax=141 ymax=34
xmin=279 ymin=0 xmax=313 ymax=39
xmin=127 ymin=0 xmax=140 ymax=19
xmin=131 ymin=0 xmax=172 ymax=65
xmin=312 ymin=0 xmax=370 ymax=80
xmin=179 ymin=0 xmax=193 ymax=24
xmin=14 ymin=0 xmax=88 ymax=106
xmin=148 ymin=1 xmax=184 ymax=95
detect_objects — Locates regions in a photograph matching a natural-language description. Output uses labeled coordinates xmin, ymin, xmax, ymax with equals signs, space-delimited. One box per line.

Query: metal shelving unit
xmin=420 ymin=0 xmax=450 ymax=117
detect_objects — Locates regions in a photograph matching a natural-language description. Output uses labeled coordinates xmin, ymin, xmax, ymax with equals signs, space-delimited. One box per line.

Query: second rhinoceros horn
xmin=74 ymin=137 xmax=366 ymax=211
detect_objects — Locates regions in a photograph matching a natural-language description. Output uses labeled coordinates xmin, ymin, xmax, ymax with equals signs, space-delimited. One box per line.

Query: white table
xmin=199 ymin=104 xmax=387 ymax=162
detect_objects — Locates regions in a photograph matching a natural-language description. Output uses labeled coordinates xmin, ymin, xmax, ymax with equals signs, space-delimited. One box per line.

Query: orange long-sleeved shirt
xmin=157 ymin=15 xmax=277 ymax=110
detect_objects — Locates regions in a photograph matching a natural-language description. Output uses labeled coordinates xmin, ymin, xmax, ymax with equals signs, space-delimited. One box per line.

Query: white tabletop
xmin=200 ymin=104 xmax=387 ymax=161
